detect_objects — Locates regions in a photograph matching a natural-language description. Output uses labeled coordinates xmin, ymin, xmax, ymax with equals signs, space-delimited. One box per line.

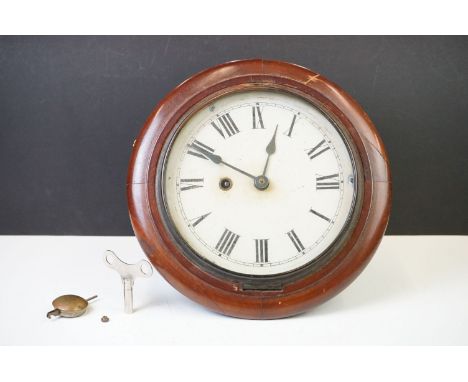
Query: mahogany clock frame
xmin=127 ymin=59 xmax=392 ymax=319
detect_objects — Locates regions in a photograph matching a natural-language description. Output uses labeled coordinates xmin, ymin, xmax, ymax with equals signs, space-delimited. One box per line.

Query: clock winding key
xmin=104 ymin=250 xmax=153 ymax=313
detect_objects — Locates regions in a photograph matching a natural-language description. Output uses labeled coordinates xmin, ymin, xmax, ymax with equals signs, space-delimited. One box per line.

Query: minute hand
xmin=262 ymin=125 xmax=278 ymax=176
xmin=190 ymin=144 xmax=256 ymax=180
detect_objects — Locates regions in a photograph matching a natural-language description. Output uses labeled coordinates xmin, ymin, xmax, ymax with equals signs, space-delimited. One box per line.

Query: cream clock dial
xmin=162 ymin=90 xmax=356 ymax=276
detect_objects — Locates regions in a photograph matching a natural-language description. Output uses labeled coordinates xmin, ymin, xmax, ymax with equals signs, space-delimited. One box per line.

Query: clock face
xmin=161 ymin=90 xmax=357 ymax=276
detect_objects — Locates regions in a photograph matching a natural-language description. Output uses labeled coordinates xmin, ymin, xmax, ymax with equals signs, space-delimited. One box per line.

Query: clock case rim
xmin=127 ymin=59 xmax=392 ymax=319
xmin=157 ymin=87 xmax=363 ymax=288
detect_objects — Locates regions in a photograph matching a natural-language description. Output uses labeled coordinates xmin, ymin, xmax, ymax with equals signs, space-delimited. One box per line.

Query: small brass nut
xmin=101 ymin=315 xmax=110 ymax=323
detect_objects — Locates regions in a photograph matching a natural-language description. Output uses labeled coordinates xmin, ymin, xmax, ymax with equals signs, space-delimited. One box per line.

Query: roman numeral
xmin=215 ymin=229 xmax=240 ymax=256
xmin=211 ymin=113 xmax=239 ymax=138
xmin=307 ymin=139 xmax=330 ymax=160
xmin=179 ymin=178 xmax=204 ymax=191
xmin=189 ymin=212 xmax=211 ymax=227
xmin=252 ymin=103 xmax=265 ymax=129
xmin=286 ymin=229 xmax=305 ymax=252
xmin=255 ymin=239 xmax=269 ymax=263
xmin=316 ymin=173 xmax=340 ymax=190
xmin=285 ymin=114 xmax=297 ymax=137
xmin=309 ymin=208 xmax=331 ymax=222
xmin=187 ymin=140 xmax=215 ymax=160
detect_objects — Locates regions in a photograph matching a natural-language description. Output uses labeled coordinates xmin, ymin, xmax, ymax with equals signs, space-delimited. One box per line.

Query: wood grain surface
xmin=127 ymin=59 xmax=391 ymax=319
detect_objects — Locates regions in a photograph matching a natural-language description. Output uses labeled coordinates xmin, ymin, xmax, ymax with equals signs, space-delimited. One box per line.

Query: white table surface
xmin=0 ymin=235 xmax=467 ymax=345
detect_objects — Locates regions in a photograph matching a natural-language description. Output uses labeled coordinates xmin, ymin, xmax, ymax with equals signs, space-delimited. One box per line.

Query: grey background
xmin=0 ymin=36 xmax=467 ymax=235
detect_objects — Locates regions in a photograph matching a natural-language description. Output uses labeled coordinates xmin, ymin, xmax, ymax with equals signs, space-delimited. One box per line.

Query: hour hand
xmin=189 ymin=142 xmax=256 ymax=180
xmin=189 ymin=142 xmax=222 ymax=164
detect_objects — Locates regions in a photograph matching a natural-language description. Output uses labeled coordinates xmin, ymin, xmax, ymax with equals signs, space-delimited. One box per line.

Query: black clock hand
xmin=189 ymin=143 xmax=256 ymax=180
xmin=262 ymin=125 xmax=278 ymax=176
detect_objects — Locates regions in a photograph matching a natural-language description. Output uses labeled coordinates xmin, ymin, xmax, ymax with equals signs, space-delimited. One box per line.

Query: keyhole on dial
xmin=219 ymin=177 xmax=233 ymax=191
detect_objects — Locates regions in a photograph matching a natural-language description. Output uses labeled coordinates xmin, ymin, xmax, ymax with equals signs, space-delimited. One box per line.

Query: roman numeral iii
xmin=211 ymin=113 xmax=239 ymax=138
xmin=215 ymin=229 xmax=240 ymax=256
xmin=252 ymin=103 xmax=265 ymax=129
xmin=255 ymin=239 xmax=269 ymax=263
xmin=187 ymin=140 xmax=215 ymax=160
xmin=307 ymin=139 xmax=330 ymax=160
xmin=179 ymin=178 xmax=204 ymax=191
xmin=316 ymin=173 xmax=340 ymax=190
xmin=286 ymin=229 xmax=305 ymax=252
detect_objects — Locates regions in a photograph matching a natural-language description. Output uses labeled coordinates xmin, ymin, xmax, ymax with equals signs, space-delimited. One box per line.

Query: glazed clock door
xmin=162 ymin=90 xmax=357 ymax=277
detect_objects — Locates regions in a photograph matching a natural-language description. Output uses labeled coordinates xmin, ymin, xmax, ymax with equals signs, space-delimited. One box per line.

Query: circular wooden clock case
xmin=127 ymin=59 xmax=391 ymax=319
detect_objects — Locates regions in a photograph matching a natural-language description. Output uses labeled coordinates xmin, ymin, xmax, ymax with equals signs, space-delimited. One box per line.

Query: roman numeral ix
xmin=307 ymin=139 xmax=330 ymax=160
xmin=211 ymin=113 xmax=239 ymax=138
xmin=187 ymin=140 xmax=215 ymax=160
xmin=255 ymin=239 xmax=269 ymax=263
xmin=215 ymin=229 xmax=240 ymax=256
xmin=179 ymin=178 xmax=204 ymax=191
xmin=286 ymin=229 xmax=305 ymax=252
xmin=316 ymin=173 xmax=340 ymax=190
xmin=252 ymin=103 xmax=265 ymax=129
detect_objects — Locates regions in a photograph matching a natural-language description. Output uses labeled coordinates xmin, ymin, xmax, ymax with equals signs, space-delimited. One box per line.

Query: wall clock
xmin=127 ymin=59 xmax=391 ymax=319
